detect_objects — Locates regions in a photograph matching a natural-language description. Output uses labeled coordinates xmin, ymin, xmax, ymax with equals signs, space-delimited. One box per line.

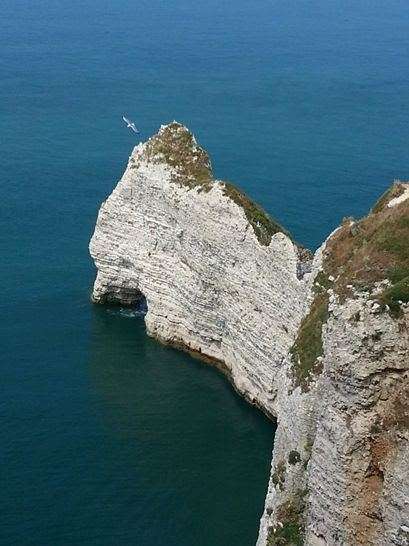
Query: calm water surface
xmin=2 ymin=1 xmax=409 ymax=545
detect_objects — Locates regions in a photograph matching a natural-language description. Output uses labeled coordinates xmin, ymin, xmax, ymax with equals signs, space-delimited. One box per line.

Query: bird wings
xmin=122 ymin=115 xmax=139 ymax=133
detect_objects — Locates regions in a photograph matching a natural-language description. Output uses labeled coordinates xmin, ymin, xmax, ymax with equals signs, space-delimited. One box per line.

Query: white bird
xmin=122 ymin=115 xmax=139 ymax=133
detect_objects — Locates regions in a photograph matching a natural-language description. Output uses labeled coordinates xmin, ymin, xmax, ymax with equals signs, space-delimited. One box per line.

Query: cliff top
xmin=323 ymin=180 xmax=409 ymax=313
xmin=290 ymin=180 xmax=409 ymax=391
xmin=144 ymin=122 xmax=213 ymax=189
xmin=138 ymin=125 xmax=408 ymax=390
xmin=142 ymin=122 xmax=290 ymax=246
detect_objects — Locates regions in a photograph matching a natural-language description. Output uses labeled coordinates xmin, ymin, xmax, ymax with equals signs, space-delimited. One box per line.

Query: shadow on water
xmin=86 ymin=304 xmax=275 ymax=546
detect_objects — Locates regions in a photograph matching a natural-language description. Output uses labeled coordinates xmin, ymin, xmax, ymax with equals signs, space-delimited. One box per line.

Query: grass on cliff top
xmin=145 ymin=122 xmax=214 ymax=190
xmin=290 ymin=181 xmax=409 ymax=390
xmin=379 ymin=276 xmax=409 ymax=317
xmin=145 ymin=123 xmax=290 ymax=246
xmin=371 ymin=182 xmax=406 ymax=214
xmin=222 ymin=182 xmax=290 ymax=246
xmin=323 ymin=181 xmax=409 ymax=311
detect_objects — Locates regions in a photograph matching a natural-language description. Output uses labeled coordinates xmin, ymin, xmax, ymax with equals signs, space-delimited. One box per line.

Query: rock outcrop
xmin=90 ymin=123 xmax=409 ymax=545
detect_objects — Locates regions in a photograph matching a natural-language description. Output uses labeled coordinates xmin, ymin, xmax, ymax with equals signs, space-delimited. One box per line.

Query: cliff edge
xmin=89 ymin=123 xmax=409 ymax=545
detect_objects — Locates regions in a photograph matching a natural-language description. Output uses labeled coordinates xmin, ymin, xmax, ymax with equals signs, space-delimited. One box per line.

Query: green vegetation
xmin=272 ymin=460 xmax=286 ymax=491
xmin=267 ymin=489 xmax=307 ymax=546
xmin=303 ymin=439 xmax=314 ymax=469
xmin=221 ymin=182 xmax=289 ymax=246
xmin=289 ymin=292 xmax=328 ymax=391
xmin=268 ymin=522 xmax=303 ymax=546
xmin=375 ymin=214 xmax=409 ymax=258
xmin=313 ymin=182 xmax=409 ymax=321
xmin=312 ymin=271 xmax=333 ymax=293
xmin=290 ymin=182 xmax=408 ymax=390
xmin=387 ymin=266 xmax=409 ymax=284
xmin=379 ymin=276 xmax=409 ymax=317
xmin=289 ymin=269 xmax=334 ymax=391
xmin=145 ymin=123 xmax=289 ymax=246
xmin=288 ymin=450 xmax=301 ymax=465
xmin=145 ymin=122 xmax=213 ymax=190
xmin=371 ymin=182 xmax=406 ymax=214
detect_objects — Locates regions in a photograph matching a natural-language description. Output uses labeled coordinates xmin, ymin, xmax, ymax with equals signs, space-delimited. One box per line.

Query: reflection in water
xmin=87 ymin=305 xmax=275 ymax=546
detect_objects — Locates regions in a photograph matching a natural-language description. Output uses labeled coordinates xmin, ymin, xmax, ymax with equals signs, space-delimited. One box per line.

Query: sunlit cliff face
xmin=90 ymin=124 xmax=409 ymax=546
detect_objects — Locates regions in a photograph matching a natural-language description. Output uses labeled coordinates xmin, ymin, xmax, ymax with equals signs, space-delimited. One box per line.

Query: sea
xmin=2 ymin=1 xmax=409 ymax=545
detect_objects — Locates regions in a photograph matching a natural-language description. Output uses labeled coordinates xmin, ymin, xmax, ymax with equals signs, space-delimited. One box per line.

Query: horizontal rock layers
xmin=90 ymin=123 xmax=409 ymax=545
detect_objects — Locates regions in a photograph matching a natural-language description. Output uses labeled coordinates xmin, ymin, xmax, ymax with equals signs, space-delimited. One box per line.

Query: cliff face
xmin=89 ymin=123 xmax=409 ymax=546
xmin=261 ymin=186 xmax=409 ymax=546
xmin=305 ymin=296 xmax=408 ymax=546
xmin=90 ymin=123 xmax=311 ymax=415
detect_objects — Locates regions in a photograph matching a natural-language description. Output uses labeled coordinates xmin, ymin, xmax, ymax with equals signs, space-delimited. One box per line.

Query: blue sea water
xmin=2 ymin=1 xmax=409 ymax=545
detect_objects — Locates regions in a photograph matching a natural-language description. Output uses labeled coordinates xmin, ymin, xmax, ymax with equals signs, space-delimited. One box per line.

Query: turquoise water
xmin=2 ymin=1 xmax=409 ymax=545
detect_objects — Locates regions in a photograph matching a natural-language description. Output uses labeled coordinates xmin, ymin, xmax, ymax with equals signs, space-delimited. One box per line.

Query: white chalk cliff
xmin=90 ymin=123 xmax=409 ymax=545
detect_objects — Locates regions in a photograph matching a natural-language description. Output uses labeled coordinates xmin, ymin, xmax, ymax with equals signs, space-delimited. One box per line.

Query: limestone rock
xmin=89 ymin=123 xmax=409 ymax=545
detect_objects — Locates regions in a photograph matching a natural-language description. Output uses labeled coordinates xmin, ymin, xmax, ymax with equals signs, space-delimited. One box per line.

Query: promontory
xmin=89 ymin=123 xmax=409 ymax=546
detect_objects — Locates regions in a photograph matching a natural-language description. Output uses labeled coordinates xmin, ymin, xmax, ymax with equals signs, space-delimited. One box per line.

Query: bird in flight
xmin=122 ymin=115 xmax=139 ymax=133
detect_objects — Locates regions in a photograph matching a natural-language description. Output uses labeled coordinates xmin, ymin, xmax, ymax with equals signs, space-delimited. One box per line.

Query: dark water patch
xmin=84 ymin=307 xmax=275 ymax=546
xmin=1 ymin=291 xmax=274 ymax=546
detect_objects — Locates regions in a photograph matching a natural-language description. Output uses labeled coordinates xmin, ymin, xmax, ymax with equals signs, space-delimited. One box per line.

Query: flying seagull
xmin=122 ymin=115 xmax=139 ymax=133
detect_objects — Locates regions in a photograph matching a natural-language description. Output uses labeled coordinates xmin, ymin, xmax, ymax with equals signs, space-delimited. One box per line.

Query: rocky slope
xmin=89 ymin=123 xmax=409 ymax=545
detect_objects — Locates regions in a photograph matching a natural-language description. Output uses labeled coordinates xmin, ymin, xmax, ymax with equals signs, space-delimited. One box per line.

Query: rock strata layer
xmin=90 ymin=123 xmax=409 ymax=545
